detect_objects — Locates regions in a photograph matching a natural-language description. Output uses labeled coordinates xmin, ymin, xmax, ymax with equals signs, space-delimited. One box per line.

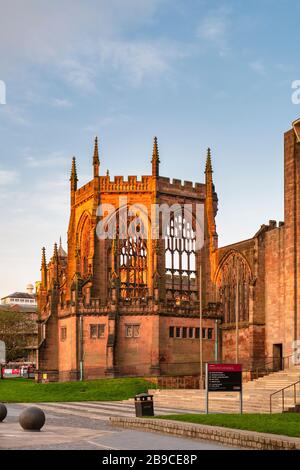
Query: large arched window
xmin=164 ymin=211 xmax=197 ymax=301
xmin=107 ymin=207 xmax=149 ymax=300
xmin=215 ymin=251 xmax=252 ymax=323
xmin=119 ymin=236 xmax=148 ymax=299
xmin=80 ymin=217 xmax=91 ymax=278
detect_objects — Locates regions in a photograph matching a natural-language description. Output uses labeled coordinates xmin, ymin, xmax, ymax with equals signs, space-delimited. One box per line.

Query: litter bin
xmin=134 ymin=393 xmax=154 ymax=417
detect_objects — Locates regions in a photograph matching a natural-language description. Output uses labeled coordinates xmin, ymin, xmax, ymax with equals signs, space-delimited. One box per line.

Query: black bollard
xmin=19 ymin=406 xmax=45 ymax=431
xmin=0 ymin=403 xmax=7 ymax=422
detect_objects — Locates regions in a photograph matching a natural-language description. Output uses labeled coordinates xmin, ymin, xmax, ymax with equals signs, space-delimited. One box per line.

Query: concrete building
xmin=1 ymin=284 xmax=37 ymax=307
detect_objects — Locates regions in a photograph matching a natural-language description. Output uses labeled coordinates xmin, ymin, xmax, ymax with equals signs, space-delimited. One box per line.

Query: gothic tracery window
xmin=216 ymin=252 xmax=252 ymax=323
xmin=107 ymin=209 xmax=149 ymax=300
xmin=80 ymin=217 xmax=91 ymax=278
xmin=119 ymin=236 xmax=148 ymax=299
xmin=165 ymin=211 xmax=197 ymax=301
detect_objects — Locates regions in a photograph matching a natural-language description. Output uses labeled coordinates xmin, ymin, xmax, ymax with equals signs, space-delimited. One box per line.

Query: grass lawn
xmin=0 ymin=377 xmax=151 ymax=403
xmin=155 ymin=413 xmax=300 ymax=438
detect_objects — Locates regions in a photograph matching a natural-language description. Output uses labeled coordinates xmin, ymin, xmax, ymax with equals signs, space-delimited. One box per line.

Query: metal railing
xmin=253 ymin=354 xmax=295 ymax=380
xmin=270 ymin=378 xmax=300 ymax=413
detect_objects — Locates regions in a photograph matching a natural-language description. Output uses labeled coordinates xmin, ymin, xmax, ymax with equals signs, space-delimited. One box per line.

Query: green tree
xmin=0 ymin=310 xmax=37 ymax=362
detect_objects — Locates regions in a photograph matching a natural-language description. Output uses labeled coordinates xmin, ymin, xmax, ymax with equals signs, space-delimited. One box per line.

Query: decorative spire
xmin=70 ymin=156 xmax=78 ymax=192
xmin=41 ymin=247 xmax=48 ymax=290
xmin=151 ymin=136 xmax=160 ymax=177
xmin=58 ymin=237 xmax=67 ymax=258
xmin=93 ymin=136 xmax=100 ymax=177
xmin=106 ymin=169 xmax=109 ymax=177
xmin=205 ymin=148 xmax=213 ymax=174
xmin=41 ymin=247 xmax=47 ymax=268
xmin=53 ymin=242 xmax=59 ymax=260
xmin=53 ymin=242 xmax=59 ymax=284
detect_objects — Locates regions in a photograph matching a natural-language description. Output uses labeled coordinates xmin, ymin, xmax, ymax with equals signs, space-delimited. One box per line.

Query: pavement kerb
xmin=109 ymin=417 xmax=300 ymax=450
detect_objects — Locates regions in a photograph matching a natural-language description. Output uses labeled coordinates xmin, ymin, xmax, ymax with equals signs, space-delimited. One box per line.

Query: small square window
xmin=98 ymin=324 xmax=105 ymax=338
xmin=207 ymin=328 xmax=213 ymax=340
xmin=90 ymin=325 xmax=98 ymax=339
xmin=133 ymin=325 xmax=140 ymax=337
xmin=182 ymin=327 xmax=187 ymax=338
xmin=176 ymin=327 xmax=181 ymax=338
xmin=169 ymin=326 xmax=174 ymax=338
xmin=90 ymin=324 xmax=105 ymax=339
xmin=126 ymin=324 xmax=140 ymax=338
xmin=126 ymin=325 xmax=133 ymax=337
xmin=61 ymin=327 xmax=67 ymax=342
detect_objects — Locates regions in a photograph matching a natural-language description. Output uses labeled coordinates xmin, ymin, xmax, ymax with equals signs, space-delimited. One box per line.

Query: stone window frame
xmin=125 ymin=324 xmax=140 ymax=338
xmin=165 ymin=210 xmax=197 ymax=302
xmin=60 ymin=326 xmax=67 ymax=342
xmin=169 ymin=326 xmax=175 ymax=338
xmin=90 ymin=324 xmax=106 ymax=339
xmin=168 ymin=326 xmax=211 ymax=340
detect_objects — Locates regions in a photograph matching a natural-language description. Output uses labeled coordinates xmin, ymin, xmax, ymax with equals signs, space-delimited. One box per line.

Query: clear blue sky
xmin=0 ymin=0 xmax=299 ymax=296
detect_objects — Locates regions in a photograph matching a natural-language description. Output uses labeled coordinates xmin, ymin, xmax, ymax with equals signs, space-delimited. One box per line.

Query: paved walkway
xmin=0 ymin=404 xmax=236 ymax=450
xmin=26 ymin=400 xmax=200 ymax=420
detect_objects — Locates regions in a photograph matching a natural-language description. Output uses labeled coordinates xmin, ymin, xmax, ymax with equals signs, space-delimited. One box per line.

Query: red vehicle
xmin=1 ymin=363 xmax=35 ymax=379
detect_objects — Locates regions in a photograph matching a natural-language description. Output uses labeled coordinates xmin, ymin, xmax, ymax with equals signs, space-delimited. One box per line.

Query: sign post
xmin=205 ymin=363 xmax=243 ymax=414
xmin=0 ymin=341 xmax=6 ymax=379
xmin=205 ymin=363 xmax=209 ymax=414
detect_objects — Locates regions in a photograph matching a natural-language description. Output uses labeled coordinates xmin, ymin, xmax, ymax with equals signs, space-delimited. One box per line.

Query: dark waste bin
xmin=134 ymin=393 xmax=154 ymax=417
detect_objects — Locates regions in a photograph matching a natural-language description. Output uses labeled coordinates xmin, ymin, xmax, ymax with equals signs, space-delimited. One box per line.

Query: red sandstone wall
xmin=159 ymin=316 xmax=216 ymax=375
xmin=57 ymin=317 xmax=77 ymax=380
xmin=283 ymin=129 xmax=300 ymax=356
xmin=115 ymin=315 xmax=154 ymax=376
xmin=264 ymin=226 xmax=286 ymax=357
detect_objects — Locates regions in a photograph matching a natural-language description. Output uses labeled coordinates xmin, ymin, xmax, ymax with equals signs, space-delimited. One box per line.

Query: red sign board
xmin=208 ymin=364 xmax=242 ymax=373
xmin=207 ymin=363 xmax=242 ymax=392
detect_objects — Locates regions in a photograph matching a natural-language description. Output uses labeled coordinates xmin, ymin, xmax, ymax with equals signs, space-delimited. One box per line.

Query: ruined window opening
xmin=80 ymin=217 xmax=91 ymax=279
xmin=216 ymin=252 xmax=251 ymax=324
xmin=165 ymin=211 xmax=196 ymax=301
xmin=119 ymin=235 xmax=148 ymax=300
xmin=107 ymin=210 xmax=148 ymax=300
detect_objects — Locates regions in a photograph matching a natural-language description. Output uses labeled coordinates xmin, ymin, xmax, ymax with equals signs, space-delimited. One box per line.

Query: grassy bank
xmin=0 ymin=378 xmax=151 ymax=403
xmin=155 ymin=413 xmax=300 ymax=438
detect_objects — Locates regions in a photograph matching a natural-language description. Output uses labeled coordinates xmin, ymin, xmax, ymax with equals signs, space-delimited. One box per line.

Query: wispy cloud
xmin=249 ymin=60 xmax=266 ymax=76
xmin=59 ymin=59 xmax=97 ymax=91
xmin=0 ymin=170 xmax=19 ymax=186
xmin=25 ymin=151 xmax=69 ymax=168
xmin=51 ymin=98 xmax=73 ymax=108
xmin=0 ymin=105 xmax=29 ymax=126
xmin=196 ymin=7 xmax=231 ymax=56
xmin=97 ymin=39 xmax=190 ymax=86
xmin=84 ymin=112 xmax=132 ymax=133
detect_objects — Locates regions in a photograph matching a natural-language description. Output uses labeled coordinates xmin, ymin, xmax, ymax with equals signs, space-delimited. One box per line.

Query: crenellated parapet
xmin=158 ymin=177 xmax=206 ymax=199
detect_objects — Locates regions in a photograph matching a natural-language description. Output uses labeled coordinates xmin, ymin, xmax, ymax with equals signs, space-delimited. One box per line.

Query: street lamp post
xmin=199 ymin=264 xmax=204 ymax=389
xmin=235 ymin=265 xmax=239 ymax=364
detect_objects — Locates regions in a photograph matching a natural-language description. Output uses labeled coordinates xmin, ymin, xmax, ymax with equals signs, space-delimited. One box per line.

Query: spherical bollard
xmin=0 ymin=403 xmax=7 ymax=422
xmin=19 ymin=406 xmax=45 ymax=431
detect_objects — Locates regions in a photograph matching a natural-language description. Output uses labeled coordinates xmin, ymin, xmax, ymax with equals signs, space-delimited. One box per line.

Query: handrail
xmin=269 ymin=378 xmax=300 ymax=413
xmin=254 ymin=353 xmax=295 ymax=380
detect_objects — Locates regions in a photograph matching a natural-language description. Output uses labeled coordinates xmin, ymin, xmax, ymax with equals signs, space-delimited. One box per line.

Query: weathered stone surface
xmin=19 ymin=407 xmax=46 ymax=431
xmin=36 ymin=122 xmax=300 ymax=381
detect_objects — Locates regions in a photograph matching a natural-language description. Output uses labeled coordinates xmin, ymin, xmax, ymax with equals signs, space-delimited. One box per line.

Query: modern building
xmin=1 ymin=284 xmax=37 ymax=307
